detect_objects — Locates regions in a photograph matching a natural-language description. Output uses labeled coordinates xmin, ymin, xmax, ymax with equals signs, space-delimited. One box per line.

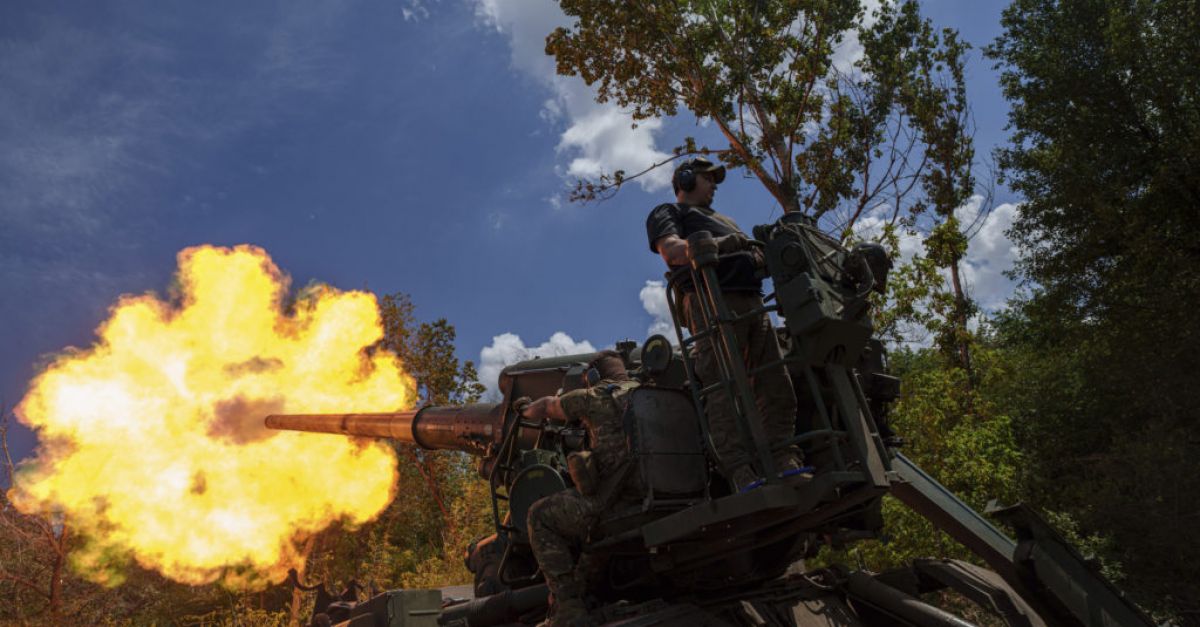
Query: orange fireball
xmin=9 ymin=245 xmax=414 ymax=588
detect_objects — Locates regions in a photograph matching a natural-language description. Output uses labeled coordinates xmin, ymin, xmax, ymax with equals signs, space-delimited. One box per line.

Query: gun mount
xmin=267 ymin=213 xmax=1151 ymax=627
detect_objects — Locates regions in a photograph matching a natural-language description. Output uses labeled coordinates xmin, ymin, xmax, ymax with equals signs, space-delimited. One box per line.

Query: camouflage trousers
xmin=526 ymin=489 xmax=598 ymax=600
xmin=683 ymin=291 xmax=798 ymax=473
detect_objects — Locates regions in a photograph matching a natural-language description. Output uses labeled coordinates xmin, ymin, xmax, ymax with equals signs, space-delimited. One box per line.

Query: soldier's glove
xmin=714 ymin=232 xmax=750 ymax=254
xmin=566 ymin=451 xmax=599 ymax=496
xmin=511 ymin=396 xmax=533 ymax=416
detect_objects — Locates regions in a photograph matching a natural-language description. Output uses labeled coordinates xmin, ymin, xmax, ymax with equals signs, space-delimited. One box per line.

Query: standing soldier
xmin=520 ymin=351 xmax=640 ymax=627
xmin=646 ymin=157 xmax=801 ymax=492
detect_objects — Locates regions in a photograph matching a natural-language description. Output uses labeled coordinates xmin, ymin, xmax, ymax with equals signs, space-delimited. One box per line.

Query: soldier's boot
xmin=729 ymin=464 xmax=764 ymax=493
xmin=775 ymin=450 xmax=814 ymax=483
xmin=545 ymin=577 xmax=591 ymax=627
xmin=550 ymin=597 xmax=589 ymax=627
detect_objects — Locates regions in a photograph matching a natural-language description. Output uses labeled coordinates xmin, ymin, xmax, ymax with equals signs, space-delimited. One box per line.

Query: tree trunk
xmin=405 ymin=449 xmax=453 ymax=537
xmin=708 ymin=114 xmax=797 ymax=214
xmin=48 ymin=525 xmax=67 ymax=618
xmin=289 ymin=534 xmax=318 ymax=627
xmin=948 ymin=259 xmax=974 ymax=385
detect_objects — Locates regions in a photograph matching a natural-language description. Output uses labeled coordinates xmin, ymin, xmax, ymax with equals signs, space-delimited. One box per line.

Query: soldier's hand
xmin=715 ymin=232 xmax=750 ymax=254
xmin=567 ymin=451 xmax=599 ymax=496
xmin=750 ymin=245 xmax=766 ymax=270
xmin=511 ymin=396 xmax=533 ymax=416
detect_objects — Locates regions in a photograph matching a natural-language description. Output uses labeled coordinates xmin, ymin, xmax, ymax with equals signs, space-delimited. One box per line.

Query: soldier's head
xmin=673 ymin=157 xmax=725 ymax=207
xmin=585 ymin=350 xmax=629 ymax=384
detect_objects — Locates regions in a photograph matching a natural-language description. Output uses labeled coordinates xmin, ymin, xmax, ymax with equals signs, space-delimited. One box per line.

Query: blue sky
xmin=1 ymin=0 xmax=1021 ymax=462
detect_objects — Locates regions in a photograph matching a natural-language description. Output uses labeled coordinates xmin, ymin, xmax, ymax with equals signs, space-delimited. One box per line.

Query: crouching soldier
xmin=517 ymin=351 xmax=640 ymax=627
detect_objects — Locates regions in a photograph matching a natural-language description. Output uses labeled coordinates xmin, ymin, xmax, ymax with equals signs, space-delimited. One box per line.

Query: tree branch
xmin=0 ymin=571 xmax=51 ymax=600
xmin=401 ymin=447 xmax=452 ymax=536
xmin=1 ymin=404 xmax=16 ymax=489
xmin=568 ymin=149 xmax=729 ymax=203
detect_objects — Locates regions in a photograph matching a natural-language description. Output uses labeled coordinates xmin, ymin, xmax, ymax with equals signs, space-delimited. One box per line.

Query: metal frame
xmin=664 ymin=230 xmax=890 ymax=493
xmin=665 ymin=260 xmax=782 ymax=484
xmin=486 ymin=407 xmax=552 ymax=586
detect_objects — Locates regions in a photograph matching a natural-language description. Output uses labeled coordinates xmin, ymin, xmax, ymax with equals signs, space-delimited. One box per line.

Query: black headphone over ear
xmin=675 ymin=165 xmax=697 ymax=193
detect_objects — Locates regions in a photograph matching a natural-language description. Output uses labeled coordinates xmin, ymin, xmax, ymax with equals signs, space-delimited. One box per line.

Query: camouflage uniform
xmin=526 ymin=380 xmax=640 ymax=621
xmin=682 ymin=291 xmax=798 ymax=479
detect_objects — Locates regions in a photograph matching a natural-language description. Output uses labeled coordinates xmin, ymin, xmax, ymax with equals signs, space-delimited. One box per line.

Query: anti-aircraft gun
xmin=266 ymin=213 xmax=1152 ymax=627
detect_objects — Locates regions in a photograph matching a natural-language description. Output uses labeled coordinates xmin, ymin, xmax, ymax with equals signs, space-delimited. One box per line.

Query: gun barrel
xmin=265 ymin=403 xmax=504 ymax=455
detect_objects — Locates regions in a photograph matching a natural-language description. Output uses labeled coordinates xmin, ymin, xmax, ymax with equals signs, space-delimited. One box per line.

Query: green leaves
xmin=549 ymin=0 xmax=975 ymax=221
xmin=988 ymin=0 xmax=1200 ymax=318
xmin=985 ymin=3 xmax=1200 ymax=615
xmin=376 ymin=293 xmax=486 ymax=406
xmin=813 ymin=345 xmax=1021 ymax=577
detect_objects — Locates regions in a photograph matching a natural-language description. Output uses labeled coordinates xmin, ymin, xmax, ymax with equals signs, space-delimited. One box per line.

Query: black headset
xmin=674 ymin=163 xmax=698 ymax=193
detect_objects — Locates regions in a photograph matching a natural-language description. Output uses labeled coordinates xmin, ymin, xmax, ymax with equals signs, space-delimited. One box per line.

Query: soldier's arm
xmin=654 ymin=234 xmax=689 ymax=266
xmin=655 ymin=232 xmax=748 ymax=267
xmin=520 ymin=396 xmax=566 ymax=423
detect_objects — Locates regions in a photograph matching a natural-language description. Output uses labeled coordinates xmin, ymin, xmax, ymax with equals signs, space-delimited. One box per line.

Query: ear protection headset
xmin=674 ymin=163 xmax=698 ymax=193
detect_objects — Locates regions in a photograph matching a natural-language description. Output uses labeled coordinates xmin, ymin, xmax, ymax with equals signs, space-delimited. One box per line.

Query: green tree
xmin=989 ymin=0 xmax=1200 ymax=317
xmin=376 ymin=292 xmax=486 ymax=407
xmin=987 ymin=0 xmax=1200 ymax=616
xmin=0 ymin=406 xmax=72 ymax=623
xmin=375 ymin=292 xmax=488 ymax=564
xmin=548 ymin=0 xmax=973 ymax=222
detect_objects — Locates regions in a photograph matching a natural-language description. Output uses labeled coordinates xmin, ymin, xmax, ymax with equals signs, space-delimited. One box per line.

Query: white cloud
xmin=639 ymin=280 xmax=677 ymax=341
xmin=471 ymin=1 xmax=896 ymax=194
xmin=958 ymin=198 xmax=1022 ymax=311
xmin=400 ymin=0 xmax=432 ymax=22
xmin=852 ymin=203 xmax=926 ymax=264
xmin=852 ymin=195 xmax=1020 ymax=312
xmin=831 ymin=0 xmax=882 ymax=73
xmin=476 ymin=278 xmax=689 ymax=397
xmin=477 ymin=332 xmax=596 ymax=398
xmin=473 ymin=0 xmax=673 ymax=192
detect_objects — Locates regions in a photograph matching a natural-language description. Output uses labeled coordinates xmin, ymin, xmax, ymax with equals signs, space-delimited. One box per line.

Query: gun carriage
xmin=267 ymin=213 xmax=1151 ymax=627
